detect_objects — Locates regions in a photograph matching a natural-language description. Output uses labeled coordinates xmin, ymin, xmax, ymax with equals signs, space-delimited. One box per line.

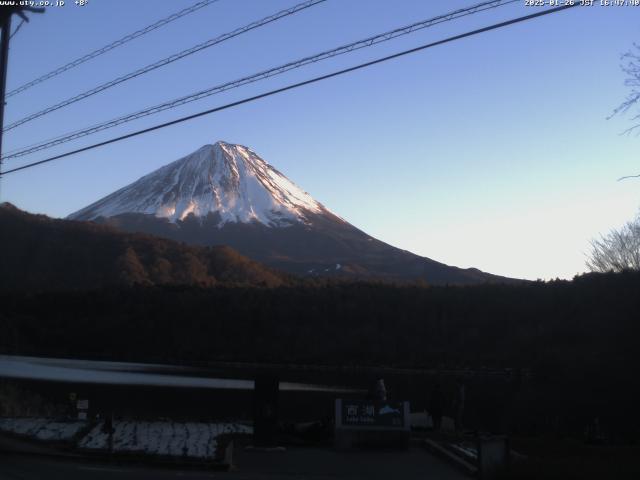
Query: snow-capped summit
xmin=68 ymin=141 xmax=329 ymax=227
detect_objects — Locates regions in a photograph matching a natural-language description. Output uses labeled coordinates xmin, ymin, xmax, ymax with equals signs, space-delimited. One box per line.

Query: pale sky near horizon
xmin=2 ymin=0 xmax=639 ymax=281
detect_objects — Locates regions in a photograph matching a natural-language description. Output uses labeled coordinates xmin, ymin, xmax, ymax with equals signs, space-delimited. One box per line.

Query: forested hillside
xmin=0 ymin=203 xmax=285 ymax=290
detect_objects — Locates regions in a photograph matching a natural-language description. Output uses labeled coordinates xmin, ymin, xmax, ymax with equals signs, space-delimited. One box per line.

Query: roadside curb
xmin=0 ymin=431 xmax=82 ymax=458
xmin=423 ymin=438 xmax=478 ymax=477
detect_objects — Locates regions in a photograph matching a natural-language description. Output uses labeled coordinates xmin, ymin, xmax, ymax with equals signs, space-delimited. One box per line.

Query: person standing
xmin=367 ymin=378 xmax=388 ymax=402
xmin=374 ymin=378 xmax=387 ymax=402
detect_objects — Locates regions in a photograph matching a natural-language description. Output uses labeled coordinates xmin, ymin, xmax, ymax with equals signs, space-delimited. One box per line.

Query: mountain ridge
xmin=68 ymin=141 xmax=518 ymax=285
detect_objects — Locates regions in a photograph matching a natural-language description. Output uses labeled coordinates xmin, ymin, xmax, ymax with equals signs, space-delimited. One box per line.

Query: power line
xmin=3 ymin=0 xmax=519 ymax=161
xmin=1 ymin=3 xmax=579 ymax=177
xmin=6 ymin=0 xmax=221 ymax=99
xmin=9 ymin=18 xmax=25 ymax=40
xmin=2 ymin=0 xmax=327 ymax=132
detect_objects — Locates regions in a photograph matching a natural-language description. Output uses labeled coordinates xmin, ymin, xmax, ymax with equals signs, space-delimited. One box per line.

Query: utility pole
xmin=0 ymin=6 xmax=44 ymax=199
xmin=0 ymin=9 xmax=12 ymax=198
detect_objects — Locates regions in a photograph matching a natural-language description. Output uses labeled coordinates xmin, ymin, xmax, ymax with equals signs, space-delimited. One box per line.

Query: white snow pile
xmin=78 ymin=421 xmax=252 ymax=459
xmin=0 ymin=417 xmax=87 ymax=442
xmin=68 ymin=141 xmax=335 ymax=227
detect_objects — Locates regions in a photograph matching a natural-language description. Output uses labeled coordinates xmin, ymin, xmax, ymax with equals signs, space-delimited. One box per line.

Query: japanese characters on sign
xmin=341 ymin=400 xmax=404 ymax=428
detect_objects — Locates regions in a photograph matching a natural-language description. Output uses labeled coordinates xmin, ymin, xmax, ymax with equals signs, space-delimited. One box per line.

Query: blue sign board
xmin=340 ymin=400 xmax=405 ymax=428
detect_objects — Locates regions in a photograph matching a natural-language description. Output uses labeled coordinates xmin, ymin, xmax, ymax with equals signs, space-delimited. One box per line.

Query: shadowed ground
xmin=0 ymin=442 xmax=467 ymax=479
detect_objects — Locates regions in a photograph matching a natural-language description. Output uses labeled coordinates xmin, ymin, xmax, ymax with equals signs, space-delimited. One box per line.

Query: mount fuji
xmin=69 ymin=141 xmax=511 ymax=285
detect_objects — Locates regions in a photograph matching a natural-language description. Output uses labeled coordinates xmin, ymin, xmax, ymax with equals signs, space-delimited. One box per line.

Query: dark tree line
xmin=1 ymin=270 xmax=639 ymax=437
xmin=1 ymin=271 xmax=640 ymax=436
xmin=1 ymin=271 xmax=638 ymax=369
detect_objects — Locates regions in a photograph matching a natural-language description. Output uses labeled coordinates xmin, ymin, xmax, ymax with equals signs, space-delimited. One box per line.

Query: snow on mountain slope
xmin=68 ymin=141 xmax=331 ymax=227
xmin=66 ymin=141 xmax=517 ymax=285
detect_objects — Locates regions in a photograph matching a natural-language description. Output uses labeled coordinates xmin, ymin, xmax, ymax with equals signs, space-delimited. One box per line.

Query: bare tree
xmin=612 ymin=45 xmax=640 ymax=181
xmin=587 ymin=215 xmax=640 ymax=273
xmin=612 ymin=44 xmax=640 ymax=130
xmin=588 ymin=48 xmax=640 ymax=271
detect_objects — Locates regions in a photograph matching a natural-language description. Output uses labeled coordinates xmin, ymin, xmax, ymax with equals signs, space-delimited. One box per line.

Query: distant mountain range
xmin=0 ymin=202 xmax=284 ymax=291
xmin=69 ymin=141 xmax=515 ymax=285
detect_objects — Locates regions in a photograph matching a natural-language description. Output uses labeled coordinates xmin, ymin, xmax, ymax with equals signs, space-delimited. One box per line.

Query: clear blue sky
xmin=2 ymin=0 xmax=639 ymax=280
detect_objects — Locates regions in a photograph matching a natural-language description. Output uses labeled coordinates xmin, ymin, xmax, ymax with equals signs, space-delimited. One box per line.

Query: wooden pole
xmin=0 ymin=11 xmax=12 ymax=199
xmin=0 ymin=6 xmax=44 ymax=198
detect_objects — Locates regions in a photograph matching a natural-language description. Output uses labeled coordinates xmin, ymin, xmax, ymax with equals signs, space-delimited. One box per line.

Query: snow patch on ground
xmin=77 ymin=421 xmax=252 ymax=459
xmin=0 ymin=418 xmax=87 ymax=441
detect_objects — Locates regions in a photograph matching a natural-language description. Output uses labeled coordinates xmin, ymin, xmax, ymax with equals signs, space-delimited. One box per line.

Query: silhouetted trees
xmin=1 ymin=271 xmax=638 ymax=370
xmin=3 ymin=204 xmax=640 ymax=437
xmin=587 ymin=214 xmax=640 ymax=272
xmin=1 ymin=270 xmax=639 ymax=437
xmin=0 ymin=202 xmax=285 ymax=290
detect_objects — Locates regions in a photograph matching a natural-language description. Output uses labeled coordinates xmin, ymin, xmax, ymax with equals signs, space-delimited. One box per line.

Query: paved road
xmin=233 ymin=446 xmax=469 ymax=479
xmin=0 ymin=447 xmax=468 ymax=480
xmin=0 ymin=454 xmax=218 ymax=479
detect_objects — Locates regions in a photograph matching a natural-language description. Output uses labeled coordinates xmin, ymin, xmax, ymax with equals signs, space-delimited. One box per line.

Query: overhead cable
xmin=3 ymin=0 xmax=518 ymax=160
xmin=3 ymin=0 xmax=327 ymax=131
xmin=1 ymin=4 xmax=579 ymax=176
xmin=6 ymin=0 xmax=222 ymax=98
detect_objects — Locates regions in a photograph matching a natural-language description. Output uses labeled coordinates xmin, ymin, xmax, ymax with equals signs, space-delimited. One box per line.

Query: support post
xmin=253 ymin=374 xmax=279 ymax=448
xmin=0 ymin=12 xmax=12 ymax=197
xmin=0 ymin=6 xmax=44 ymax=197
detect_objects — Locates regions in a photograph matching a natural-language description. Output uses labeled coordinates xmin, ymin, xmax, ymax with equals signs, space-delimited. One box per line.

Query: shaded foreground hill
xmin=1 ymin=270 xmax=639 ymax=438
xmin=0 ymin=203 xmax=285 ymax=290
xmin=2 ymin=203 xmax=639 ymax=440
